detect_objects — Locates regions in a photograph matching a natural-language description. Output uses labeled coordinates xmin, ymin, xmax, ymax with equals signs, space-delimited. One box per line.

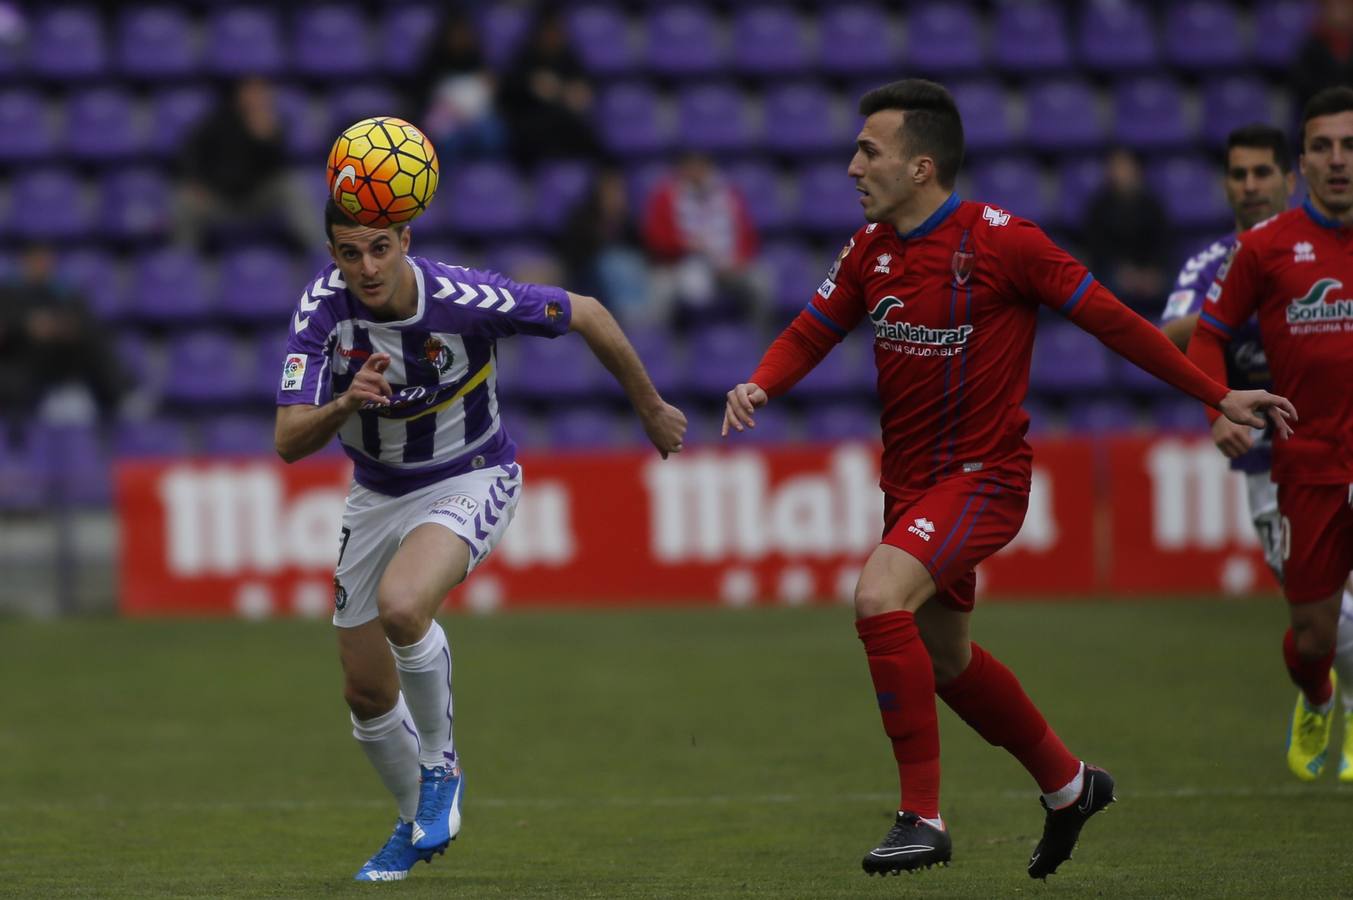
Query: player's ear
xmin=326 ymin=240 xmax=338 ymax=264
xmin=913 ymin=156 xmax=933 ymax=185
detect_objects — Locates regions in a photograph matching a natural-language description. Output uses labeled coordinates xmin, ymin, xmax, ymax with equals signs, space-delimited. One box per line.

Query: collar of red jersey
xmin=1302 ymin=197 xmax=1344 ymax=231
xmin=897 ymin=192 xmax=961 ymax=241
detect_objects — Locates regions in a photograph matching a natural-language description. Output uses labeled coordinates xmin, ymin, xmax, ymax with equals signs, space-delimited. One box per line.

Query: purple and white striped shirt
xmin=277 ymin=255 xmax=571 ymax=495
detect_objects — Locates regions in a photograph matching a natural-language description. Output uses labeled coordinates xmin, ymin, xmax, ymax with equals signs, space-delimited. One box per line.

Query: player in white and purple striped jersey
xmin=276 ymin=200 xmax=687 ymax=881
xmin=1160 ymin=123 xmax=1294 ymax=579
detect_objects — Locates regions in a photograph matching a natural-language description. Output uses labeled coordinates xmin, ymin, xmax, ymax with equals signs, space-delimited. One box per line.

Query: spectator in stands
xmin=173 ymin=76 xmax=323 ymax=252
xmin=557 ymin=167 xmax=652 ymax=327
xmin=1291 ymin=0 xmax=1353 ymax=116
xmin=405 ymin=11 xmax=505 ymax=161
xmin=497 ymin=10 xmax=603 ymax=165
xmin=1081 ymin=147 xmax=1170 ymax=311
xmin=641 ymin=151 xmax=767 ymax=329
xmin=0 ymin=244 xmax=123 ymax=439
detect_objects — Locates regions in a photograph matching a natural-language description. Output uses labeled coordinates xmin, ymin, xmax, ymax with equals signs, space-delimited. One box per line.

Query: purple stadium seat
xmin=1113 ymin=77 xmax=1193 ymax=151
xmin=762 ymin=83 xmax=849 ymax=156
xmin=0 ymin=434 xmax=48 ymax=511
xmin=952 ymin=81 xmax=1015 ymax=154
xmin=100 ymin=168 xmax=171 ymax=241
xmin=382 ymin=5 xmax=439 ymax=74
xmin=1029 ymin=322 xmax=1112 ymax=392
xmin=0 ymin=89 xmax=58 ymax=161
xmin=295 ymin=5 xmax=373 ymax=77
xmin=446 ymin=162 xmax=528 ymax=235
xmin=685 ymin=324 xmax=763 ymax=396
xmin=624 ymin=160 xmax=669 ymax=213
xmin=327 ymin=83 xmax=404 ymax=132
xmin=547 ymin=407 xmax=623 ymax=449
xmin=731 ymin=404 xmax=796 ymax=445
xmin=533 ymin=162 xmax=596 ymax=233
xmin=31 ymin=423 xmax=110 ymax=506
xmin=1152 ymin=398 xmax=1209 ymax=433
xmin=478 ymin=5 xmax=532 ymax=70
xmin=795 ymin=160 xmax=862 ymax=235
xmin=759 ymin=240 xmax=820 ymax=319
xmin=992 ymin=3 xmax=1071 ymax=73
xmin=218 ymin=247 xmax=297 ymax=324
xmin=115 ymin=331 xmax=159 ymax=395
xmin=207 ymin=7 xmax=284 ymax=76
xmin=567 ymin=5 xmax=635 ymax=75
xmin=675 ymin=83 xmax=755 ymax=152
xmin=1022 ymin=397 xmax=1057 ymax=436
xmin=1077 ymin=1 xmax=1157 ymax=73
xmin=30 ymin=7 xmax=106 ymax=79
xmin=805 ymin=403 xmax=880 ymax=443
xmin=818 ymin=5 xmax=898 ymax=75
xmin=131 ymin=248 xmax=215 ymax=324
xmin=199 ymin=415 xmax=278 ymax=456
xmin=1201 ymin=77 xmax=1274 ymax=148
xmin=1065 ymin=398 xmax=1141 ymax=434
xmin=970 ymin=157 xmax=1047 ymax=222
xmin=160 ymin=332 xmax=250 ymax=407
xmin=1165 ymin=1 xmax=1247 ymax=70
xmin=731 ymin=6 xmax=813 ymax=76
xmin=1154 ymin=155 xmax=1230 ymax=229
xmin=1025 ymin=78 xmax=1105 ymax=153
xmin=645 ymin=5 xmax=725 ymax=76
xmin=724 ymin=161 xmax=791 ymax=233
xmin=905 ymin=5 xmax=984 ymax=75
xmin=113 ymin=417 xmax=195 ymax=459
xmin=65 ymin=88 xmax=143 ymax=161
xmin=1052 ymin=155 xmax=1106 ymax=228
xmin=622 ymin=326 xmax=686 ymax=396
xmin=57 ymin=248 xmax=123 ymax=321
xmin=597 ymin=82 xmax=670 ymax=156
xmin=117 ymin=6 xmax=197 ymax=78
xmin=249 ymin=330 xmax=294 ymax=404
xmin=275 ymin=86 xmax=328 ymax=160
xmin=7 ymin=169 xmax=92 ymax=241
xmin=148 ymin=86 xmax=216 ymax=158
xmin=1255 ymin=0 xmax=1316 ymax=69
xmin=506 ymin=335 xmax=607 ymax=400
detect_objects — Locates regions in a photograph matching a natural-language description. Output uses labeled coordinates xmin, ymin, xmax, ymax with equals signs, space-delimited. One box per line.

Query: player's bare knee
xmin=929 ymin=648 xmax=969 ymax=686
xmin=854 ymin=580 xmax=926 ymax=619
xmin=343 ymin=679 xmax=397 ymax=721
xmin=376 ymin=586 xmax=429 ymax=646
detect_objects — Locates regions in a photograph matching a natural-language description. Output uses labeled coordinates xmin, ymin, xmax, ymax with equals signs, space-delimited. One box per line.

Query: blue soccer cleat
xmin=411 ymin=764 xmax=463 ymax=851
xmin=353 ymin=820 xmax=440 ymax=882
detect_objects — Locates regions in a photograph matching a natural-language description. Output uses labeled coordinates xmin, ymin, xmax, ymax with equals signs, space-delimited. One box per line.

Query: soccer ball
xmin=326 ymin=117 xmax=439 ymax=228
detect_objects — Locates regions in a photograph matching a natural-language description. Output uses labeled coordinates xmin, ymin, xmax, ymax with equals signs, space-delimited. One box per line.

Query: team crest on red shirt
xmin=951 ymin=249 xmax=976 ymax=286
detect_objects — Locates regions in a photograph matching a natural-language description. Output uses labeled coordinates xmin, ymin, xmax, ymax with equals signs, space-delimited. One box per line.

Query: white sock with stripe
xmin=390 ymin=621 xmax=458 ymax=770
xmin=351 ymin=694 xmax=420 ymax=822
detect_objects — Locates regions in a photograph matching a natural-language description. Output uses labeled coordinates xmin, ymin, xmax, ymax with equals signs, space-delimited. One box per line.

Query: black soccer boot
xmin=1027 ymin=764 xmax=1116 ymax=879
xmin=861 ymin=811 xmax=952 ymax=875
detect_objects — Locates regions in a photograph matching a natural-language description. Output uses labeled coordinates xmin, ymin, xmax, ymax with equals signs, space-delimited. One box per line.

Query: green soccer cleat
xmin=1286 ymin=672 xmax=1338 ymax=781
xmin=1340 ymin=712 xmax=1353 ymax=784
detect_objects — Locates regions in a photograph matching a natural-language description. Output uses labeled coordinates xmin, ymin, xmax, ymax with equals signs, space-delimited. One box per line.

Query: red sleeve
xmin=749 ymin=310 xmax=841 ymax=397
xmin=1185 ymin=327 xmax=1230 ymax=423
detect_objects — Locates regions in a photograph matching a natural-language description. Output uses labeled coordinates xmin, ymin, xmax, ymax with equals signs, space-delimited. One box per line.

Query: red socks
xmin=856 ymin=610 xmax=940 ymax=818
xmin=935 ymin=642 xmax=1080 ymax=794
xmin=1283 ymin=628 xmax=1335 ymax=707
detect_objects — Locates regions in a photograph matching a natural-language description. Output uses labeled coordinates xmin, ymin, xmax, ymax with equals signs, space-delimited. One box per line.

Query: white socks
xmin=1333 ymin=587 xmax=1353 ymax=710
xmin=1041 ymin=761 xmax=1085 ymax=810
xmin=390 ymin=621 xmax=458 ymax=770
xmin=351 ymin=694 xmax=420 ymax=822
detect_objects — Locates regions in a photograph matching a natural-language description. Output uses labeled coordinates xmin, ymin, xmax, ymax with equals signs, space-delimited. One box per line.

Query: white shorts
xmin=332 ymin=462 xmax=523 ymax=627
xmin=1245 ymin=470 xmax=1283 ymax=584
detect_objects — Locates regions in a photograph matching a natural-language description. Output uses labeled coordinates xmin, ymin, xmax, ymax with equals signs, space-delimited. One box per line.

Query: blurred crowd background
xmin=0 ymin=0 xmax=1345 ymax=516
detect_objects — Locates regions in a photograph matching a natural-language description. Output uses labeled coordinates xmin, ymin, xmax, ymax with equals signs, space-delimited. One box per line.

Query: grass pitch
xmin=2 ymin=599 xmax=1351 ymax=898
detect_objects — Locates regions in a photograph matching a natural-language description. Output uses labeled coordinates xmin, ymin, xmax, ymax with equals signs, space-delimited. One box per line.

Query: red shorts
xmin=882 ymin=473 xmax=1029 ymax=612
xmin=1278 ymin=482 xmax=1353 ymax=605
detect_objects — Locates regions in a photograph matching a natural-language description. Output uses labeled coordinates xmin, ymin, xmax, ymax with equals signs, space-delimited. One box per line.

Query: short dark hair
xmin=857 ymin=79 xmax=964 ymax=189
xmin=1225 ymin=123 xmax=1292 ymax=173
xmin=323 ymin=198 xmax=407 ymax=244
xmin=1301 ymin=85 xmax=1353 ymax=143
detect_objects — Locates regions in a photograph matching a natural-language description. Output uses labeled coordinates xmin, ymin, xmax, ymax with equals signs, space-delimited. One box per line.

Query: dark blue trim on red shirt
xmin=806 ymin=302 xmax=848 ymax=336
xmin=897 ymin=193 xmax=960 ymax=241
xmin=1059 ymin=273 xmax=1094 ymax=315
xmin=1200 ymin=310 xmax=1235 ymax=337
xmin=1302 ymin=197 xmax=1344 ymax=230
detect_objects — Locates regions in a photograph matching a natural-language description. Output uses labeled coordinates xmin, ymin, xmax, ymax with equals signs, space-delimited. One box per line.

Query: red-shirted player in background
xmin=722 ymin=80 xmax=1296 ymax=879
xmin=1189 ymin=86 xmax=1353 ymax=784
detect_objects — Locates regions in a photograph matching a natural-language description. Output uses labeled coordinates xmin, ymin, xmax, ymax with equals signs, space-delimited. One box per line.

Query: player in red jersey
xmin=1189 ymin=86 xmax=1353 ymax=783
xmin=722 ymin=80 xmax=1296 ymax=879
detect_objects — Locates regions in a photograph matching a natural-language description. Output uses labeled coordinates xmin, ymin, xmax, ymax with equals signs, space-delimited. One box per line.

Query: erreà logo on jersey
xmin=868 ymin=295 xmax=974 ymax=345
xmin=1287 ymin=278 xmax=1353 ymax=324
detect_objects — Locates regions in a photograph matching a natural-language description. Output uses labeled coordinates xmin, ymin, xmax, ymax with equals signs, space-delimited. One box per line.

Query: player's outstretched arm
xmin=566 ymin=293 xmax=686 ymax=458
xmin=274 ymin=352 xmax=392 ymax=463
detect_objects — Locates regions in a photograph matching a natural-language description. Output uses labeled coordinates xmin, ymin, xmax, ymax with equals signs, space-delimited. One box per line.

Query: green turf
xmin=2 ymin=599 xmax=1351 ymax=898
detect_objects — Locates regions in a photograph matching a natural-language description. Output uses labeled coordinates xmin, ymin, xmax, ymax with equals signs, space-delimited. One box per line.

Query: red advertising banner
xmin=116 ymin=438 xmax=1276 ymax=617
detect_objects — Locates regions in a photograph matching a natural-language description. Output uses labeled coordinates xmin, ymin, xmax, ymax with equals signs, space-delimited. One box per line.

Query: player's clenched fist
xmin=340 ymin=352 xmax=393 ymax=412
xmin=640 ymin=400 xmax=688 ymax=459
xmin=721 ymin=382 xmax=768 ymax=437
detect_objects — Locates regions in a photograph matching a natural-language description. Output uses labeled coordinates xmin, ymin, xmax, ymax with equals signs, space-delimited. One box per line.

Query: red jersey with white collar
xmin=1193 ymin=200 xmax=1353 ymax=484
xmin=752 ymin=195 xmax=1226 ymax=496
